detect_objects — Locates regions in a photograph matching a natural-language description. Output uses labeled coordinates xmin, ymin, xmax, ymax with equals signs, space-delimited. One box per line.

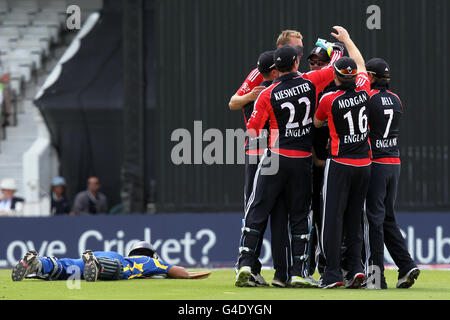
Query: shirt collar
xmin=274 ymin=72 xmax=299 ymax=83
xmin=371 ymin=79 xmax=389 ymax=90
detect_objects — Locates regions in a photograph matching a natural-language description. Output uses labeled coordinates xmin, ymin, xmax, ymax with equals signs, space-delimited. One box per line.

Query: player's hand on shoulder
xmin=250 ymin=86 xmax=266 ymax=101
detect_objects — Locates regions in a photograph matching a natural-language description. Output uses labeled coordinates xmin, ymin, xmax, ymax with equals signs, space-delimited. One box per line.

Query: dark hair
xmin=276 ymin=59 xmax=297 ymax=73
xmin=371 ymin=77 xmax=390 ymax=89
xmin=336 ymin=74 xmax=357 ymax=90
xmin=260 ymin=70 xmax=274 ymax=78
xmin=373 ymin=75 xmax=390 ymax=83
xmin=276 ymin=66 xmax=291 ymax=73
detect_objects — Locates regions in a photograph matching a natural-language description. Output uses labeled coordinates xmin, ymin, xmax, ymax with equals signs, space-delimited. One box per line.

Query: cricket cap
xmin=366 ymin=58 xmax=390 ymax=79
xmin=274 ymin=45 xmax=303 ymax=70
xmin=333 ymin=56 xmax=358 ymax=79
xmin=257 ymin=50 xmax=276 ymax=74
xmin=307 ymin=46 xmax=330 ymax=62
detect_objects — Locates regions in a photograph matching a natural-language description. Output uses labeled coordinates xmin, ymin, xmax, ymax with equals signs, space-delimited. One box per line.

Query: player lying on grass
xmin=11 ymin=241 xmax=210 ymax=282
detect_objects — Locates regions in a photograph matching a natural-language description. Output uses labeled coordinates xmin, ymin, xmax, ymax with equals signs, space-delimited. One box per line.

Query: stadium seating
xmin=0 ymin=0 xmax=71 ymax=199
xmin=0 ymin=3 xmax=65 ymax=97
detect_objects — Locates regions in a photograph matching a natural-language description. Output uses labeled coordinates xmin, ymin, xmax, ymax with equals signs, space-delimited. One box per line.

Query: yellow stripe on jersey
xmin=123 ymin=262 xmax=144 ymax=272
xmin=153 ymin=258 xmax=169 ymax=270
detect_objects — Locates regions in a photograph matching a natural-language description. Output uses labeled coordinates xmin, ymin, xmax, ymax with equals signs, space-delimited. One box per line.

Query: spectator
xmin=0 ymin=178 xmax=24 ymax=216
xmin=72 ymin=176 xmax=108 ymax=215
xmin=50 ymin=176 xmax=71 ymax=215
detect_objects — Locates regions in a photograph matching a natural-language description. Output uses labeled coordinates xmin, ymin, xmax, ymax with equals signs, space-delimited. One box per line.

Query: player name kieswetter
xmin=273 ymin=83 xmax=311 ymax=101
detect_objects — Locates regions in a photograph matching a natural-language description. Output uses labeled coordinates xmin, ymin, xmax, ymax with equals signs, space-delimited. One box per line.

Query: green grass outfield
xmin=1 ymin=268 xmax=449 ymax=300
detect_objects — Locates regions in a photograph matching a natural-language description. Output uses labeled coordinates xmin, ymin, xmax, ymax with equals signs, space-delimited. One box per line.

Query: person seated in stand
xmin=72 ymin=176 xmax=108 ymax=215
xmin=50 ymin=176 xmax=71 ymax=215
xmin=0 ymin=178 xmax=24 ymax=216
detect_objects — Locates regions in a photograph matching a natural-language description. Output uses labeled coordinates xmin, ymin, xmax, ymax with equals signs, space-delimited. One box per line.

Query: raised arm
xmin=331 ymin=26 xmax=366 ymax=74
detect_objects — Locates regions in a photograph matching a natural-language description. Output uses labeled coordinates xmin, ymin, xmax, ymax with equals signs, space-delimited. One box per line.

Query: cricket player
xmin=306 ymin=44 xmax=337 ymax=277
xmin=314 ymin=26 xmax=371 ymax=289
xmin=364 ymin=58 xmax=420 ymax=289
xmin=236 ymin=36 xmax=343 ymax=288
xmin=228 ymin=30 xmax=304 ymax=112
xmin=229 ymin=30 xmax=304 ymax=288
xmin=11 ymin=241 xmax=196 ymax=281
xmin=231 ymin=50 xmax=295 ymax=287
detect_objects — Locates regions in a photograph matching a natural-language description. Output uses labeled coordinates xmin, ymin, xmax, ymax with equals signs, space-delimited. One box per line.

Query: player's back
xmin=123 ymin=255 xmax=172 ymax=279
xmin=93 ymin=251 xmax=172 ymax=279
xmin=320 ymin=78 xmax=370 ymax=161
xmin=368 ymin=88 xmax=403 ymax=160
xmin=266 ymin=73 xmax=317 ymax=156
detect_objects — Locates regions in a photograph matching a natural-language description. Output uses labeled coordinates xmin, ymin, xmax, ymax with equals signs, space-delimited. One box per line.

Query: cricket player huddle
xmin=10 ymin=25 xmax=419 ymax=292
xmin=229 ymin=26 xmax=420 ymax=289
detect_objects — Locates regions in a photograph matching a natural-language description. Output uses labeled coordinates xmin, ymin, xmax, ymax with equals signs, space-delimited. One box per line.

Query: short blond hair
xmin=276 ymin=30 xmax=303 ymax=47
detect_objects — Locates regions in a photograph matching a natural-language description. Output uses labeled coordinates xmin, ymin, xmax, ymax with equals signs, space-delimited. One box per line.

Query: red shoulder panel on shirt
xmin=236 ymin=68 xmax=263 ymax=96
xmin=315 ymin=90 xmax=343 ymax=121
xmin=355 ymin=73 xmax=370 ymax=93
xmin=387 ymin=90 xmax=403 ymax=112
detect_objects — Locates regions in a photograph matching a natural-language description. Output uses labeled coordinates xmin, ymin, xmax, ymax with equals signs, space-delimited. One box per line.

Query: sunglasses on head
xmin=335 ymin=66 xmax=358 ymax=76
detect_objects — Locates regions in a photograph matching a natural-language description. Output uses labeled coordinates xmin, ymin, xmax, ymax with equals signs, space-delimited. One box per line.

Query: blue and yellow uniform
xmin=38 ymin=251 xmax=173 ymax=280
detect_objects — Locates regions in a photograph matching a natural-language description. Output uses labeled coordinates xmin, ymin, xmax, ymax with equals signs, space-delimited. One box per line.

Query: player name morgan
xmin=338 ymin=93 xmax=368 ymax=109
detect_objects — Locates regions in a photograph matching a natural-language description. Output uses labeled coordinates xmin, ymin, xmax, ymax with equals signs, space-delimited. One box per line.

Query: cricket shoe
xmin=290 ymin=276 xmax=319 ymax=288
xmin=344 ymin=273 xmax=365 ymax=289
xmin=271 ymin=278 xmax=288 ymax=288
xmin=249 ymin=273 xmax=269 ymax=287
xmin=305 ymin=275 xmax=319 ymax=287
xmin=318 ymin=277 xmax=344 ymax=289
xmin=396 ymin=267 xmax=420 ymax=289
xmin=235 ymin=266 xmax=252 ymax=287
xmin=82 ymin=250 xmax=100 ymax=282
xmin=11 ymin=250 xmax=41 ymax=281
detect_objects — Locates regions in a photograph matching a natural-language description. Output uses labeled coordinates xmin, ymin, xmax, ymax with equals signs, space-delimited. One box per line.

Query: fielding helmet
xmin=128 ymin=241 xmax=159 ymax=259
